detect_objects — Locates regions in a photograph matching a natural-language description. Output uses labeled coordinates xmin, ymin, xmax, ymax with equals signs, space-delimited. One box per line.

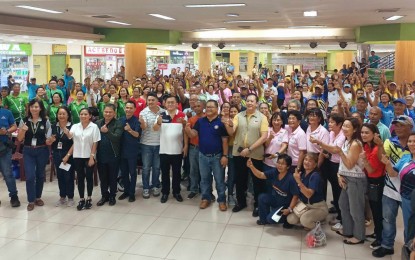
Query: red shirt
xmin=364 ymin=144 xmax=385 ymax=178
xmin=130 ymin=97 xmax=146 ymax=118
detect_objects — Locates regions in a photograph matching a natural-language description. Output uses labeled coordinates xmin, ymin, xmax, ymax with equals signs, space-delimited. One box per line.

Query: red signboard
xmin=158 ymin=63 xmax=168 ymax=70
xmin=84 ymin=46 xmax=125 ymax=56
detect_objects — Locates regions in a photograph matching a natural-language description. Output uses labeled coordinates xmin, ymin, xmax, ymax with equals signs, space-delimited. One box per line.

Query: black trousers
xmin=234 ymin=156 xmax=266 ymax=208
xmin=368 ymin=176 xmax=385 ymax=241
xmin=320 ymin=159 xmax=342 ymax=220
xmin=160 ymin=154 xmax=183 ymax=195
xmin=74 ymin=158 xmax=94 ymax=199
xmin=98 ymin=159 xmax=119 ymax=199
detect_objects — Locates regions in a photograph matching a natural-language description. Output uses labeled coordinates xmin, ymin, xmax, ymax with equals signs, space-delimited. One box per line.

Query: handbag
xmin=293 ymin=200 xmax=309 ymax=217
xmin=368 ymin=183 xmax=382 ymax=202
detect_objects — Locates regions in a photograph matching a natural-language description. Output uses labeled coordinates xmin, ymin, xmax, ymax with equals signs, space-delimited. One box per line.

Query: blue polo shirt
xmin=299 ymin=171 xmax=324 ymax=204
xmin=120 ymin=115 xmax=141 ymax=159
xmin=193 ymin=116 xmax=228 ymax=155
xmin=264 ymin=169 xmax=299 ymax=207
xmin=27 ymin=83 xmax=40 ymax=101
xmin=64 ymin=74 xmax=75 ymax=92
xmin=0 ymin=108 xmax=15 ymax=143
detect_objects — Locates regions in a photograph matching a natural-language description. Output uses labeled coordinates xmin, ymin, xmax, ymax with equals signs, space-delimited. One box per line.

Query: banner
xmin=0 ymin=43 xmax=32 ymax=55
xmin=368 ymin=69 xmax=394 ymax=85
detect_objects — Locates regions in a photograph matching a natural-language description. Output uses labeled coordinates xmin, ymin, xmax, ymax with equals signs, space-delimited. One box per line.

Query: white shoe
xmin=331 ymin=223 xmax=343 ymax=231
xmin=55 ymin=198 xmax=67 ymax=207
xmin=143 ymin=189 xmax=150 ymax=199
xmin=67 ymin=199 xmax=74 ymax=207
xmin=152 ymin=187 xmax=160 ymax=197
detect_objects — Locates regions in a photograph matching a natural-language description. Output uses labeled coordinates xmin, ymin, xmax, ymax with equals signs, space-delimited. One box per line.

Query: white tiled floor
xmin=0 ymin=173 xmax=406 ymax=260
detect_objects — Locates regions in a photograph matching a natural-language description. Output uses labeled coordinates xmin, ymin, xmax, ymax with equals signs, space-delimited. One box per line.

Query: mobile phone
xmin=264 ymin=153 xmax=272 ymax=158
xmin=237 ymin=147 xmax=244 ymax=153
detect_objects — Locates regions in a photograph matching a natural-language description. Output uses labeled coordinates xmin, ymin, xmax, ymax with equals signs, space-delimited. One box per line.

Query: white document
xmin=271 ymin=206 xmax=284 ymax=223
xmin=59 ymin=162 xmax=71 ymax=172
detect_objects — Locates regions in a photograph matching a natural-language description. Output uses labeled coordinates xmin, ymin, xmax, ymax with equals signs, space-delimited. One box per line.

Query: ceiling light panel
xmin=224 ymin=20 xmax=267 ymax=23
xmin=384 ymin=15 xmax=404 ymax=21
xmin=148 ymin=14 xmax=175 ymax=20
xmin=304 ymin=11 xmax=317 ymax=17
xmin=16 ymin=5 xmax=62 ymax=14
xmin=185 ymin=3 xmax=246 ymax=8
xmin=106 ymin=21 xmax=131 ymax=25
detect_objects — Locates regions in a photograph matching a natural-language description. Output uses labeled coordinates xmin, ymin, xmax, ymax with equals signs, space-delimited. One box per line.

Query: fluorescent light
xmin=16 ymin=5 xmax=62 ymax=14
xmin=185 ymin=3 xmax=246 ymax=8
xmin=148 ymin=14 xmax=175 ymax=20
xmin=106 ymin=20 xmax=131 ymax=26
xmin=231 ymin=44 xmax=236 ymax=47
xmin=224 ymin=20 xmax=267 ymax=23
xmin=288 ymin=25 xmax=326 ymax=29
xmin=22 ymin=36 xmax=30 ymax=39
xmin=194 ymin=28 xmax=227 ymax=31
xmin=384 ymin=15 xmax=404 ymax=21
xmin=226 ymin=13 xmax=240 ymax=17
xmin=304 ymin=11 xmax=317 ymax=17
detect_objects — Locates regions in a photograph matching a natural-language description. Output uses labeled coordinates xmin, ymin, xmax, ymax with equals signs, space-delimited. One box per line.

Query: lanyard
xmin=73 ymin=102 xmax=84 ymax=117
xmin=56 ymin=125 xmax=65 ymax=139
xmin=31 ymin=121 xmax=40 ymax=135
xmin=9 ymin=97 xmax=22 ymax=116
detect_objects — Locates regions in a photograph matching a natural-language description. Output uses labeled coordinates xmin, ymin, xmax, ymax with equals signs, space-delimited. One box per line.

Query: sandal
xmin=335 ymin=230 xmax=353 ymax=238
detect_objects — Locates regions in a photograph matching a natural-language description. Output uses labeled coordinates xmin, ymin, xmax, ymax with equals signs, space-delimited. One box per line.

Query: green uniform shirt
xmin=69 ymin=101 xmax=88 ymax=124
xmin=48 ymin=104 xmax=61 ymax=125
xmin=117 ymin=100 xmax=127 ymax=118
xmin=47 ymin=89 xmax=64 ymax=104
xmin=3 ymin=95 xmax=27 ymax=122
xmin=98 ymin=101 xmax=109 ymax=120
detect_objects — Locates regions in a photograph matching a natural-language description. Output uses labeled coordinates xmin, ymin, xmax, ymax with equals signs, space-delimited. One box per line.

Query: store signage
xmin=84 ymin=46 xmax=125 ymax=56
xmin=147 ymin=49 xmax=169 ymax=56
xmin=158 ymin=63 xmax=168 ymax=70
xmin=52 ymin=44 xmax=67 ymax=55
xmin=0 ymin=43 xmax=32 ymax=55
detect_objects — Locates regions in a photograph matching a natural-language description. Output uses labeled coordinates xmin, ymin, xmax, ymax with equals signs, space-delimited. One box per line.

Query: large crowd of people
xmin=0 ymin=58 xmax=414 ymax=259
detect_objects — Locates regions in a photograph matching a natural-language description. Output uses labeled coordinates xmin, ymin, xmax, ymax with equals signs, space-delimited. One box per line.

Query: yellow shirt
xmin=233 ymin=111 xmax=268 ymax=147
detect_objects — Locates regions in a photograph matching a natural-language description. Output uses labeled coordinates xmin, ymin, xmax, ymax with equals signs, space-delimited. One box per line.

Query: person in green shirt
xmin=34 ymin=86 xmax=49 ymax=112
xmin=98 ymin=93 xmax=111 ymax=120
xmin=3 ymin=83 xmax=27 ymax=123
xmin=116 ymin=87 xmax=129 ymax=118
xmin=47 ymin=79 xmax=64 ymax=104
xmin=68 ymin=90 xmax=88 ymax=124
xmin=48 ymin=92 xmax=63 ymax=125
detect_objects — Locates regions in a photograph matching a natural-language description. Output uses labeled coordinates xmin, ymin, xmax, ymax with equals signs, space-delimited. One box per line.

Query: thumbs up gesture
xmin=124 ymin=122 xmax=131 ymax=131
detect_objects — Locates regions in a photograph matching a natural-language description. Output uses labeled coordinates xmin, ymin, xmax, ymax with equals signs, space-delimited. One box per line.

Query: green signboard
xmin=368 ymin=68 xmax=394 ymax=85
xmin=0 ymin=43 xmax=32 ymax=55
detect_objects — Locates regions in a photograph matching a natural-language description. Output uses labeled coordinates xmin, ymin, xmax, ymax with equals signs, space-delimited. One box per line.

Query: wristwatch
xmin=222 ymin=155 xmax=228 ymax=158
xmin=288 ymin=207 xmax=293 ymax=213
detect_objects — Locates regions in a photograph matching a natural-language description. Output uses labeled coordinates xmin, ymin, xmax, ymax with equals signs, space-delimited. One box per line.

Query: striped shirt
xmin=140 ymin=106 xmax=165 ymax=146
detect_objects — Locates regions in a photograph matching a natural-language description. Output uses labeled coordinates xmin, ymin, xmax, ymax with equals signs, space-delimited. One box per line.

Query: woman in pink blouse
xmin=264 ymin=112 xmax=288 ymax=171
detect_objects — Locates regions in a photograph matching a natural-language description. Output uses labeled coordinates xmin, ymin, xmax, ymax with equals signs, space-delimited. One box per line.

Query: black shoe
xmin=211 ymin=194 xmax=216 ymax=202
xmin=232 ymin=204 xmax=247 ymax=212
xmin=256 ymin=220 xmax=267 ymax=225
xmin=10 ymin=195 xmax=21 ymax=207
xmin=128 ymin=196 xmax=136 ymax=202
xmin=370 ymin=240 xmax=381 ymax=250
xmin=77 ymin=200 xmax=85 ymax=211
xmin=252 ymin=208 xmax=259 ymax=217
xmin=372 ymin=247 xmax=394 ymax=257
xmin=328 ymin=206 xmax=337 ymax=214
xmin=96 ymin=197 xmax=108 ymax=206
xmin=161 ymin=194 xmax=168 ymax=203
xmin=187 ymin=192 xmax=198 ymax=199
xmin=283 ymin=222 xmax=294 ymax=229
xmin=85 ymin=199 xmax=92 ymax=209
xmin=118 ymin=193 xmax=129 ymax=200
xmin=108 ymin=197 xmax=116 ymax=206
xmin=173 ymin=193 xmax=183 ymax=202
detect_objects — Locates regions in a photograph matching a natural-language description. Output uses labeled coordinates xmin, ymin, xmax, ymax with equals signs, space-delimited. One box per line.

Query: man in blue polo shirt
xmin=26 ymin=70 xmax=39 ymax=101
xmin=118 ymin=101 xmax=141 ymax=202
xmin=185 ymin=100 xmax=229 ymax=211
xmin=64 ymin=64 xmax=75 ymax=93
xmin=0 ymin=100 xmax=20 ymax=207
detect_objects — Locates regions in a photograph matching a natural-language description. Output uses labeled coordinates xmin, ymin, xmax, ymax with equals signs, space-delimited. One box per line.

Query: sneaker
xmin=55 ymin=198 xmax=67 ymax=207
xmin=152 ymin=187 xmax=160 ymax=197
xmin=187 ymin=192 xmax=198 ymax=199
xmin=143 ymin=189 xmax=150 ymax=199
xmin=67 ymin=199 xmax=74 ymax=207
xmin=370 ymin=240 xmax=381 ymax=250
xmin=10 ymin=195 xmax=20 ymax=207
xmin=331 ymin=223 xmax=343 ymax=231
xmin=228 ymin=195 xmax=236 ymax=206
xmin=85 ymin=199 xmax=92 ymax=209
xmin=372 ymin=247 xmax=394 ymax=258
xmin=77 ymin=200 xmax=85 ymax=211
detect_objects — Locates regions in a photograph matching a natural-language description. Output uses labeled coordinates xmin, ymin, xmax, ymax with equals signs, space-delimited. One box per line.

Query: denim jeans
xmin=189 ymin=145 xmax=200 ymax=193
xmin=141 ymin=144 xmax=160 ymax=190
xmin=263 ymin=164 xmax=274 ymax=195
xmin=0 ymin=147 xmax=18 ymax=197
xmin=402 ymin=196 xmax=413 ymax=243
xmin=258 ymin=193 xmax=286 ymax=224
xmin=23 ymin=146 xmax=49 ymax=203
xmin=120 ymin=157 xmax=138 ymax=196
xmin=199 ymin=152 xmax=226 ymax=203
xmin=226 ymin=147 xmax=235 ymax=196
xmin=381 ymin=195 xmax=401 ymax=249
xmin=52 ymin=150 xmax=74 ymax=199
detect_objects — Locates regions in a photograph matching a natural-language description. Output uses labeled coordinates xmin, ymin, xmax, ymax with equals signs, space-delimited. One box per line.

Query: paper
xmin=59 ymin=162 xmax=71 ymax=171
xmin=271 ymin=206 xmax=284 ymax=223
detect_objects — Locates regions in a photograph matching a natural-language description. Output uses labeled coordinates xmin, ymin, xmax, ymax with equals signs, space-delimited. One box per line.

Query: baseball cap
xmin=392 ymin=98 xmax=407 ymax=105
xmin=344 ymin=84 xmax=351 ymax=88
xmin=392 ymin=115 xmax=414 ymax=126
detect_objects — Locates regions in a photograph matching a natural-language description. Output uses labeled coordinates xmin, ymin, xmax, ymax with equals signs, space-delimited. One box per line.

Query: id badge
xmin=31 ymin=138 xmax=37 ymax=147
xmin=57 ymin=142 xmax=63 ymax=150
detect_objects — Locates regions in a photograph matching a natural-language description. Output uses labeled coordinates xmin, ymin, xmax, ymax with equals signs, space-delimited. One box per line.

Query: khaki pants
xmin=287 ymin=200 xmax=329 ymax=229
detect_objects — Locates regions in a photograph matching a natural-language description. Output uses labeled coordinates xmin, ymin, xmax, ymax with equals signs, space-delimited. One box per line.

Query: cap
xmin=389 ymin=82 xmax=397 ymax=86
xmin=392 ymin=98 xmax=407 ymax=105
xmin=30 ymin=77 xmax=36 ymax=81
xmin=314 ymin=85 xmax=323 ymax=89
xmin=344 ymin=84 xmax=351 ymax=88
xmin=392 ymin=115 xmax=414 ymax=126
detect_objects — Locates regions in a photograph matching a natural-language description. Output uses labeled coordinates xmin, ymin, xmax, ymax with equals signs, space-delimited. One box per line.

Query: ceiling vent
xmin=238 ymin=25 xmax=251 ymax=29
xmin=376 ymin=8 xmax=400 ymax=13
xmin=90 ymin=14 xmax=115 ymax=19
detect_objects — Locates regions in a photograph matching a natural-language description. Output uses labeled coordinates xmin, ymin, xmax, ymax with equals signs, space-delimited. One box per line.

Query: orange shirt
xmin=188 ymin=115 xmax=203 ymax=146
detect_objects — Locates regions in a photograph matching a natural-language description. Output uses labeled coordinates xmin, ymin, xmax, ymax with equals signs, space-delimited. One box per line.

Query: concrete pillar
xmin=247 ymin=51 xmax=256 ymax=76
xmin=229 ymin=51 xmax=240 ymax=75
xmin=394 ymin=41 xmax=415 ymax=84
xmin=198 ymin=47 xmax=211 ymax=74
xmin=125 ymin=43 xmax=146 ymax=81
